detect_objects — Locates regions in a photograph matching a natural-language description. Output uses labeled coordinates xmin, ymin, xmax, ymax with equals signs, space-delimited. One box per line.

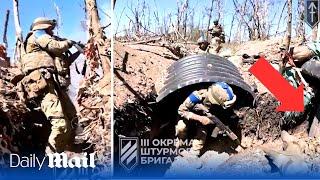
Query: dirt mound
xmin=239 ymin=93 xmax=284 ymax=142
xmin=114 ymin=42 xmax=175 ymax=138
xmin=114 ymin=42 xmax=175 ymax=108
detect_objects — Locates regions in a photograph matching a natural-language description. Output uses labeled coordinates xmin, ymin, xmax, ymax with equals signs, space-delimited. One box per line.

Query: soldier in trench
xmin=280 ymin=42 xmax=320 ymax=137
xmin=175 ymin=82 xmax=237 ymax=157
xmin=194 ymin=36 xmax=210 ymax=54
xmin=208 ymin=19 xmax=225 ymax=55
xmin=18 ymin=17 xmax=79 ymax=153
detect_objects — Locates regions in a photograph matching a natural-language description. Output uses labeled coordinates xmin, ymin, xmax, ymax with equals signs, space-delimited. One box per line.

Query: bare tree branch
xmin=2 ymin=10 xmax=10 ymax=48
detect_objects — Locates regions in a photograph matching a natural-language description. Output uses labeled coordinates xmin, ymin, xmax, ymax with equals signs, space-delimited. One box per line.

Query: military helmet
xmin=207 ymin=82 xmax=236 ymax=109
xmin=31 ymin=17 xmax=56 ymax=31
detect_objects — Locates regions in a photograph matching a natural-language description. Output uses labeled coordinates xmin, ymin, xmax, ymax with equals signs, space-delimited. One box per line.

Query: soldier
xmin=208 ymin=19 xmax=225 ymax=54
xmin=290 ymin=43 xmax=320 ymax=62
xmin=280 ymin=43 xmax=320 ymax=137
xmin=194 ymin=36 xmax=210 ymax=54
xmin=176 ymin=82 xmax=237 ymax=156
xmin=19 ymin=17 xmax=77 ymax=153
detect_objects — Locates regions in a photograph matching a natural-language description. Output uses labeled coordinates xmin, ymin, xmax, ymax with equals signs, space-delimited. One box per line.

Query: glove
xmin=189 ymin=113 xmax=213 ymax=125
xmin=67 ymin=40 xmax=76 ymax=47
xmin=193 ymin=104 xmax=209 ymax=114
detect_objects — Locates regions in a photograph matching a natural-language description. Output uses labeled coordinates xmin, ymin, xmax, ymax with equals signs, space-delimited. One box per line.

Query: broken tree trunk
xmin=182 ymin=0 xmax=189 ymax=39
xmin=75 ymin=0 xmax=111 ymax=171
xmin=53 ymin=2 xmax=62 ymax=35
xmin=85 ymin=0 xmax=110 ymax=78
xmin=283 ymin=0 xmax=292 ymax=50
xmin=297 ymin=0 xmax=305 ymax=43
xmin=206 ymin=0 xmax=214 ymax=39
xmin=3 ymin=10 xmax=9 ymax=49
xmin=12 ymin=0 xmax=24 ymax=66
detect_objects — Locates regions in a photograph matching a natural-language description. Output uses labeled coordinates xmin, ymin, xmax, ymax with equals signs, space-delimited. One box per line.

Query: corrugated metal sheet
xmin=156 ymin=54 xmax=255 ymax=103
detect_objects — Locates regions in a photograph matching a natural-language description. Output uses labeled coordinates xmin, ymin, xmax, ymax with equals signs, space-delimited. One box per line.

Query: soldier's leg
xmin=209 ymin=37 xmax=219 ymax=55
xmin=175 ymin=119 xmax=187 ymax=148
xmin=216 ymin=38 xmax=222 ymax=53
xmin=58 ymin=90 xmax=76 ymax=146
xmin=41 ymin=92 xmax=69 ymax=153
xmin=191 ymin=125 xmax=207 ymax=156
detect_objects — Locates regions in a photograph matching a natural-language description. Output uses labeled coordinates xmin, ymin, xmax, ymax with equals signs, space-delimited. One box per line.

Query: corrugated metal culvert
xmin=156 ymin=54 xmax=255 ymax=107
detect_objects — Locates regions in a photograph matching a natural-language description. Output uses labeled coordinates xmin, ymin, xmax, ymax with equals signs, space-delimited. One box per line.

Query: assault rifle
xmin=71 ymin=42 xmax=88 ymax=76
xmin=205 ymin=113 xmax=238 ymax=141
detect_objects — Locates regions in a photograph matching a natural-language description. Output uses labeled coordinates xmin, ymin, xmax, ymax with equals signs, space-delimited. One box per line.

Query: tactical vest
xmin=54 ymin=55 xmax=71 ymax=89
xmin=21 ymin=31 xmax=55 ymax=74
xmin=211 ymin=25 xmax=223 ymax=37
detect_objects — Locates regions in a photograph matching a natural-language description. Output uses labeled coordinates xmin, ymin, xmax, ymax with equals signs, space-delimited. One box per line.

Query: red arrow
xmin=249 ymin=57 xmax=304 ymax=112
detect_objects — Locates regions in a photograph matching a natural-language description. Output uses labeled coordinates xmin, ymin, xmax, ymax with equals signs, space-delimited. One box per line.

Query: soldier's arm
xmin=178 ymin=90 xmax=208 ymax=120
xmin=36 ymin=34 xmax=73 ymax=56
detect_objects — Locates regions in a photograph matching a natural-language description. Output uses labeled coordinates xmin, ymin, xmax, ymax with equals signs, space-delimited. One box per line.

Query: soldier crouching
xmin=176 ymin=82 xmax=236 ymax=156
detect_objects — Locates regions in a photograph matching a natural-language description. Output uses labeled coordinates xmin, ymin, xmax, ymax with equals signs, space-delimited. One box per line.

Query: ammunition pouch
xmin=21 ymin=51 xmax=55 ymax=74
xmin=54 ymin=57 xmax=70 ymax=89
xmin=21 ymin=69 xmax=52 ymax=99
xmin=211 ymin=32 xmax=221 ymax=37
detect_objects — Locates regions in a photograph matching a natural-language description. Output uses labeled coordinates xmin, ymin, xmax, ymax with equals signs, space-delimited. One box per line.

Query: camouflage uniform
xmin=194 ymin=47 xmax=209 ymax=54
xmin=176 ymin=82 xmax=236 ymax=156
xmin=209 ymin=21 xmax=225 ymax=55
xmin=52 ymin=35 xmax=80 ymax=91
xmin=19 ymin=17 xmax=75 ymax=153
xmin=194 ymin=36 xmax=209 ymax=54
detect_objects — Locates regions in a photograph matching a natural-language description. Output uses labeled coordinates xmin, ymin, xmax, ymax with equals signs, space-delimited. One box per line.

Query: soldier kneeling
xmin=176 ymin=82 xmax=236 ymax=156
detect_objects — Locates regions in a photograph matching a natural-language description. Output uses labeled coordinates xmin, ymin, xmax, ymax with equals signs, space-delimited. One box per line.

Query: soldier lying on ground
xmin=279 ymin=42 xmax=320 ymax=137
xmin=19 ymin=17 xmax=79 ymax=154
xmin=176 ymin=82 xmax=237 ymax=157
xmin=282 ymin=42 xmax=320 ymax=63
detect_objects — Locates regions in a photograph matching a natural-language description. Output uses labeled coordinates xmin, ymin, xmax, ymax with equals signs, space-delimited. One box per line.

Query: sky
xmin=0 ymin=0 xmax=111 ymax=56
xmin=0 ymin=0 xmax=316 ymax=52
xmin=114 ymin=0 xmax=315 ymax=41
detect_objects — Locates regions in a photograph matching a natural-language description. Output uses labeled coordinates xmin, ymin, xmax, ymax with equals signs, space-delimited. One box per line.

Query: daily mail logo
xmin=119 ymin=137 xmax=139 ymax=171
